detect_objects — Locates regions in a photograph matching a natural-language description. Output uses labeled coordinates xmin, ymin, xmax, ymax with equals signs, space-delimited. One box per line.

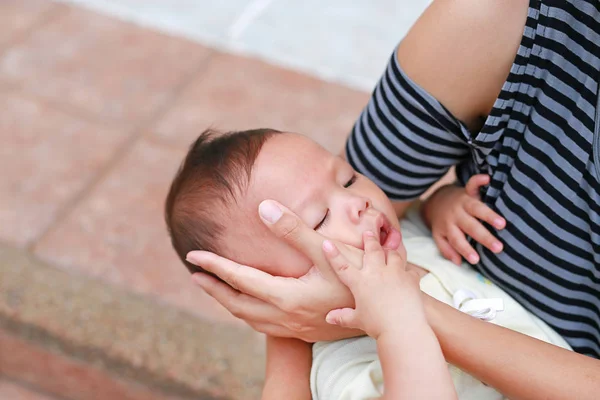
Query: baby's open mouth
xmin=375 ymin=214 xmax=402 ymax=250
xmin=379 ymin=222 xmax=389 ymax=246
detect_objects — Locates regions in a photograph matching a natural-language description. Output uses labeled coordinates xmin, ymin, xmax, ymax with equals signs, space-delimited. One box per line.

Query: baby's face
xmin=219 ymin=133 xmax=401 ymax=278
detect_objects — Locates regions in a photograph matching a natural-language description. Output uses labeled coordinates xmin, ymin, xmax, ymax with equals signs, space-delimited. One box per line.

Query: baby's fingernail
xmin=468 ymin=254 xmax=479 ymax=264
xmin=494 ymin=218 xmax=505 ymax=228
xmin=259 ymin=200 xmax=282 ymax=224
xmin=492 ymin=242 xmax=503 ymax=252
xmin=325 ymin=313 xmax=336 ymax=325
xmin=364 ymin=231 xmax=375 ymax=237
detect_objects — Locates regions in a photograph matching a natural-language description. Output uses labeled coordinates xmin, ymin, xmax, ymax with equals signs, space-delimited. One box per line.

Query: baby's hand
xmin=422 ymin=174 xmax=506 ymax=265
xmin=322 ymin=232 xmax=425 ymax=339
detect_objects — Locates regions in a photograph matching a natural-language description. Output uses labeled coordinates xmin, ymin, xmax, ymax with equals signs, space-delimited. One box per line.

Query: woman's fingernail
xmin=468 ymin=254 xmax=479 ymax=264
xmin=259 ymin=200 xmax=282 ymax=224
xmin=323 ymin=240 xmax=335 ymax=254
xmin=492 ymin=242 xmax=503 ymax=252
xmin=364 ymin=230 xmax=375 ymax=237
xmin=186 ymin=252 xmax=199 ymax=264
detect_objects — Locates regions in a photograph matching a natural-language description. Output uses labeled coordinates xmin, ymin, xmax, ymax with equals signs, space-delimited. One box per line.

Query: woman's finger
xmin=465 ymin=174 xmax=490 ymax=199
xmin=192 ymin=272 xmax=288 ymax=323
xmin=259 ymin=200 xmax=336 ymax=280
xmin=248 ymin=322 xmax=297 ymax=339
xmin=363 ymin=231 xmax=385 ymax=267
xmin=187 ymin=251 xmax=290 ymax=305
xmin=325 ymin=308 xmax=358 ymax=329
xmin=322 ymin=240 xmax=359 ymax=289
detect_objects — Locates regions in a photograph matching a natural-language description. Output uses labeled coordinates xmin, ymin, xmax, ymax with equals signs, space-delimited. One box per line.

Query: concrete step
xmin=0 ymin=245 xmax=265 ymax=400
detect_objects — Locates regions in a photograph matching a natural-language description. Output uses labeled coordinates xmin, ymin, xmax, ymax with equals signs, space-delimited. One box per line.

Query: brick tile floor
xmin=0 ymin=0 xmax=62 ymax=49
xmin=151 ymin=52 xmax=369 ymax=154
xmin=0 ymin=378 xmax=57 ymax=400
xmin=34 ymin=139 xmax=237 ymax=322
xmin=0 ymin=6 xmax=212 ymax=124
xmin=0 ymin=90 xmax=127 ymax=248
xmin=0 ymin=0 xmax=372 ymax=324
xmin=0 ymin=1 xmax=377 ymax=395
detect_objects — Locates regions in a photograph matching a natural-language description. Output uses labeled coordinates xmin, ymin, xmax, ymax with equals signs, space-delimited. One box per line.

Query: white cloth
xmin=310 ymin=207 xmax=572 ymax=400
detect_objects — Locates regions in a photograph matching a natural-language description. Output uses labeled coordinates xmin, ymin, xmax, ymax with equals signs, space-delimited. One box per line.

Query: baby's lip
xmin=367 ymin=212 xmax=391 ymax=246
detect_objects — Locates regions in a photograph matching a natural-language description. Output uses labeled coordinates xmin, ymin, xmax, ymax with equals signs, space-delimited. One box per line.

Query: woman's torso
xmin=347 ymin=0 xmax=600 ymax=356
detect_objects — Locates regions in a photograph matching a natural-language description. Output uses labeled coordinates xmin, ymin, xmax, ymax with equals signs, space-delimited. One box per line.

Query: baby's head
xmin=165 ymin=128 xmax=401 ymax=279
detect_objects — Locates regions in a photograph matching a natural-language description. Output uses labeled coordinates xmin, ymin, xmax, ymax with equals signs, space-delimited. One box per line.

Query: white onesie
xmin=310 ymin=209 xmax=571 ymax=400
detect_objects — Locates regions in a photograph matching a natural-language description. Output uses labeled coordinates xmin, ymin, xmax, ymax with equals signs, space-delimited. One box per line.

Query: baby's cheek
xmin=321 ymin=225 xmax=362 ymax=250
xmin=259 ymin=244 xmax=313 ymax=278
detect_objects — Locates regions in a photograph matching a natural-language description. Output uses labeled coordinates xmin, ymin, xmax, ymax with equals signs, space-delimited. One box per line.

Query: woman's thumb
xmin=325 ymin=308 xmax=357 ymax=328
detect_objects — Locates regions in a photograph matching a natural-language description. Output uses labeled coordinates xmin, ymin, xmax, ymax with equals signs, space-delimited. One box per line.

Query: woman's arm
xmin=262 ymin=336 xmax=312 ymax=400
xmin=425 ymin=295 xmax=600 ymax=400
xmin=398 ymin=0 xmax=528 ymax=130
xmin=191 ymin=201 xmax=600 ymax=398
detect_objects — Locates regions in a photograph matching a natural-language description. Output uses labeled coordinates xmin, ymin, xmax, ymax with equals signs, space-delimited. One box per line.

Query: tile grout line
xmin=27 ymin=49 xmax=219 ymax=253
xmin=1 ymin=85 xmax=126 ymax=130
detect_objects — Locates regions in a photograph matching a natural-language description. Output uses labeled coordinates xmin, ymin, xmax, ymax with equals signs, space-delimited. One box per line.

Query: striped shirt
xmin=346 ymin=0 xmax=600 ymax=357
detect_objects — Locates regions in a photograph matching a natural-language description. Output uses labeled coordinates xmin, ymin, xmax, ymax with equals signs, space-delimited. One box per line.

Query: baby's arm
xmin=262 ymin=336 xmax=312 ymax=400
xmin=323 ymin=232 xmax=457 ymax=400
xmin=422 ymin=174 xmax=506 ymax=265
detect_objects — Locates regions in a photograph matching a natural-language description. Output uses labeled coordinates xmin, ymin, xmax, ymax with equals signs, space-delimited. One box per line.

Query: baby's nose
xmin=350 ymin=198 xmax=370 ymax=222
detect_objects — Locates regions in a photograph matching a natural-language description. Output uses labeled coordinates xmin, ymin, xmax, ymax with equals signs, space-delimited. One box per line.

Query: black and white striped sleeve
xmin=346 ymin=50 xmax=473 ymax=200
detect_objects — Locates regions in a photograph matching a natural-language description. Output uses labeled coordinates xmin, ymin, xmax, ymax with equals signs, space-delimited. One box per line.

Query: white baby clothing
xmin=310 ymin=209 xmax=571 ymax=400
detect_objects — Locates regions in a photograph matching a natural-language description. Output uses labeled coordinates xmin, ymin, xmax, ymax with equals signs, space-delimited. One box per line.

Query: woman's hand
xmin=187 ymin=200 xmax=362 ymax=342
xmin=323 ymin=231 xmax=424 ymax=339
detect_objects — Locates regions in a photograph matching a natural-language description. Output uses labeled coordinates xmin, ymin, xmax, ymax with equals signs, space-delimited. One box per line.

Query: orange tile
xmin=152 ymin=52 xmax=369 ymax=154
xmin=0 ymin=379 xmax=56 ymax=400
xmin=0 ymin=0 xmax=61 ymax=48
xmin=0 ymin=91 xmax=128 ymax=247
xmin=0 ymin=6 xmax=211 ymax=124
xmin=34 ymin=139 xmax=238 ymax=323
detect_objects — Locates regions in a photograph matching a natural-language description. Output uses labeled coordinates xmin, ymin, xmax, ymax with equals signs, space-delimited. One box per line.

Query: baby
xmin=165 ymin=128 xmax=571 ymax=399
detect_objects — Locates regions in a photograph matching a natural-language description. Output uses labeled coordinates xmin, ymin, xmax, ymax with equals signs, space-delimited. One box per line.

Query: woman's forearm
xmin=262 ymin=336 xmax=313 ymax=400
xmin=425 ymin=296 xmax=600 ymax=400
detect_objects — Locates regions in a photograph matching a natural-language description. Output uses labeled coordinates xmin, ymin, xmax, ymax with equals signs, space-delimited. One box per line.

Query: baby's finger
xmin=363 ymin=231 xmax=385 ymax=267
xmin=460 ymin=217 xmax=503 ymax=254
xmin=465 ymin=200 xmax=506 ymax=230
xmin=323 ymin=240 xmax=359 ymax=289
xmin=447 ymin=226 xmax=480 ymax=264
xmin=385 ymin=248 xmax=407 ymax=270
xmin=325 ymin=308 xmax=358 ymax=329
xmin=433 ymin=233 xmax=462 ymax=265
xmin=465 ymin=174 xmax=490 ymax=199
